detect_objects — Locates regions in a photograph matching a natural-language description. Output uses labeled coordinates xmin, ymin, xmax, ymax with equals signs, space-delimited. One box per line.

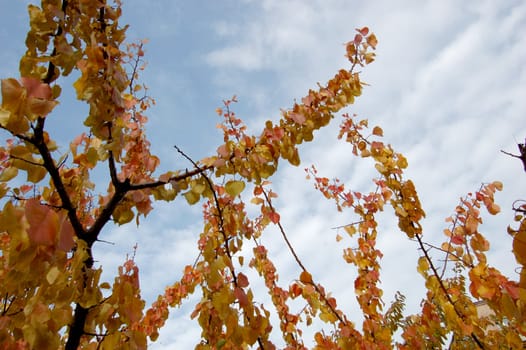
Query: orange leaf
xmin=372 ymin=126 xmax=383 ymax=136
xmin=24 ymin=198 xmax=74 ymax=250
xmin=366 ymin=33 xmax=378 ymax=49
xmin=300 ymin=271 xmax=313 ymax=284
xmin=234 ymin=287 xmax=249 ymax=308
xmin=268 ymin=211 xmax=280 ymax=224
xmin=25 ymin=198 xmax=58 ymax=246
xmin=513 ymin=231 xmax=526 ymax=265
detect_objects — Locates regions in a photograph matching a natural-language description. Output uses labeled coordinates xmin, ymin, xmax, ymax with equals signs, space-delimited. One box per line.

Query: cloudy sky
xmin=1 ymin=0 xmax=526 ymax=348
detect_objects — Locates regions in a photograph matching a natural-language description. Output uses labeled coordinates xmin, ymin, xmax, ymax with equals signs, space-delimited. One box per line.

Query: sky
xmin=1 ymin=0 xmax=526 ymax=348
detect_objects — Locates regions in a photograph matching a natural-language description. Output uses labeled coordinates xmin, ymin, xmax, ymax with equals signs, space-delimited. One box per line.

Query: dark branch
xmin=501 ymin=138 xmax=526 ymax=173
xmin=31 ymin=121 xmax=86 ymax=238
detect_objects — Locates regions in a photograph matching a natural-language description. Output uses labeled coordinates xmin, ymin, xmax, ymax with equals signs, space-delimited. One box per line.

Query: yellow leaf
xmin=0 ymin=107 xmax=10 ymax=125
xmin=26 ymin=165 xmax=47 ymax=183
xmin=250 ymin=197 xmax=264 ymax=205
xmin=1 ymin=78 xmax=24 ymax=112
xmin=225 ymin=180 xmax=245 ymax=197
xmin=113 ymin=206 xmax=134 ymax=225
xmin=396 ymin=154 xmax=408 ymax=169
xmin=191 ymin=183 xmax=206 ymax=194
xmin=0 ymin=166 xmax=18 ymax=181
xmin=184 ymin=190 xmax=200 ymax=205
xmin=487 ymin=203 xmax=500 ymax=215
xmin=320 ymin=310 xmax=338 ymax=323
xmin=46 ymin=266 xmax=60 ymax=284
xmin=492 ymin=181 xmax=503 ymax=191
xmin=344 ymin=225 xmax=356 ymax=236
xmin=417 ymin=256 xmax=429 ymax=277
xmin=395 ymin=205 xmax=408 ymax=217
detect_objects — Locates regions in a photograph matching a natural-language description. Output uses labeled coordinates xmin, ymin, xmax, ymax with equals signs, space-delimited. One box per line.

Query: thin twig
xmin=261 ymin=188 xmax=348 ymax=327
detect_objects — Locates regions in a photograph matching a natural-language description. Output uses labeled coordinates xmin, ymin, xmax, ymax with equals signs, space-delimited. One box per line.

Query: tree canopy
xmin=0 ymin=1 xmax=525 ymax=349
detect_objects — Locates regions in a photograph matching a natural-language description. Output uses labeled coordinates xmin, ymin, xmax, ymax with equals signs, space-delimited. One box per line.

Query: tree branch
xmin=31 ymin=122 xmax=86 ymax=238
xmin=501 ymin=138 xmax=526 ymax=173
xmin=415 ymin=234 xmax=485 ymax=349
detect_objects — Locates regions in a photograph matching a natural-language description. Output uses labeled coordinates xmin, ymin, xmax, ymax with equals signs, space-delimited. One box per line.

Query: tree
xmin=0 ymin=1 xmax=524 ymax=349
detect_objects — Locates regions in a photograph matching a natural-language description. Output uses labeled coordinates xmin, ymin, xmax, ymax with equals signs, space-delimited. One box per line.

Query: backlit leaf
xmin=25 ymin=198 xmax=58 ymax=246
xmin=417 ymin=256 xmax=429 ymax=277
xmin=184 ymin=190 xmax=200 ymax=205
xmin=225 ymin=180 xmax=245 ymax=197
xmin=46 ymin=266 xmax=60 ymax=284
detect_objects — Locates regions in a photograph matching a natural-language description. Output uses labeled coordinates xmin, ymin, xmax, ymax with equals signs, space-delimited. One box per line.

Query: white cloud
xmin=194 ymin=1 xmax=526 ymax=346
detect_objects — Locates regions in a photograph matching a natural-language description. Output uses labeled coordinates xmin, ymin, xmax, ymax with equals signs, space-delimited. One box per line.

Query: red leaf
xmin=268 ymin=211 xmax=280 ymax=224
xmin=237 ymin=272 xmax=249 ymax=288
xmin=234 ymin=287 xmax=249 ymax=308
xmin=25 ymin=199 xmax=57 ymax=246
xmin=25 ymin=198 xmax=74 ymax=251
xmin=356 ymin=27 xmax=369 ymax=36
xmin=451 ymin=234 xmax=464 ymax=245
xmin=354 ymin=34 xmax=363 ymax=45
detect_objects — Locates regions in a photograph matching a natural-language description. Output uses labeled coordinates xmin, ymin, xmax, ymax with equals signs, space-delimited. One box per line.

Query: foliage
xmin=0 ymin=1 xmax=524 ymax=349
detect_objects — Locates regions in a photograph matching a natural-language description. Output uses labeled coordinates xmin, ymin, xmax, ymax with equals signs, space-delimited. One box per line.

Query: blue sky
xmin=1 ymin=1 xmax=526 ymax=348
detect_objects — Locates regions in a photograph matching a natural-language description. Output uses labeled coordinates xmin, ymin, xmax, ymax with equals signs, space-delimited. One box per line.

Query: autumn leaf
xmin=24 ymin=199 xmax=74 ymax=251
xmin=288 ymin=111 xmax=306 ymax=125
xmin=268 ymin=211 xmax=280 ymax=224
xmin=46 ymin=266 xmax=61 ymax=284
xmin=372 ymin=126 xmax=383 ymax=136
xmin=20 ymin=77 xmax=52 ymax=99
xmin=237 ymin=272 xmax=249 ymax=288
xmin=225 ymin=180 xmax=245 ymax=197
xmin=1 ymin=77 xmax=58 ymax=124
xmin=356 ymin=27 xmax=369 ymax=36
xmin=513 ymin=231 xmax=526 ymax=265
xmin=300 ymin=271 xmax=313 ymax=284
xmin=234 ymin=287 xmax=249 ymax=308
xmin=417 ymin=256 xmax=429 ymax=277
xmin=184 ymin=190 xmax=200 ymax=205
xmin=1 ymin=78 xmax=24 ymax=113
xmin=366 ymin=34 xmax=378 ymax=49
xmin=25 ymin=198 xmax=58 ymax=246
